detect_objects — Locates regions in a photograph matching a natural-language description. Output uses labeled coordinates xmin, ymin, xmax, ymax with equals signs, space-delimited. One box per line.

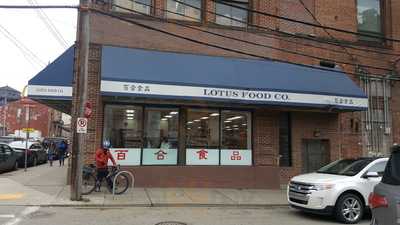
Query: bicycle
xmin=81 ymin=164 xmax=130 ymax=195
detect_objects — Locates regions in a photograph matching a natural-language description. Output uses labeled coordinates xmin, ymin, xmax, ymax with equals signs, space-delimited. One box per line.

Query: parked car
xmin=8 ymin=141 xmax=47 ymax=167
xmin=0 ymin=136 xmax=24 ymax=144
xmin=288 ymin=157 xmax=388 ymax=224
xmin=0 ymin=143 xmax=19 ymax=173
xmin=369 ymin=146 xmax=400 ymax=225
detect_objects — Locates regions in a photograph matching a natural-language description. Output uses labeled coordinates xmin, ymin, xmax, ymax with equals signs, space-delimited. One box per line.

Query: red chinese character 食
xmin=155 ymin=149 xmax=167 ymax=160
xmin=115 ymin=150 xmax=128 ymax=160
xmin=196 ymin=149 xmax=208 ymax=160
xmin=231 ymin=151 xmax=242 ymax=160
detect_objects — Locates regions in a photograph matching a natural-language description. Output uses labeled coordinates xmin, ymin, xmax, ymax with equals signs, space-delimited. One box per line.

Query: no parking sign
xmin=76 ymin=117 xmax=88 ymax=134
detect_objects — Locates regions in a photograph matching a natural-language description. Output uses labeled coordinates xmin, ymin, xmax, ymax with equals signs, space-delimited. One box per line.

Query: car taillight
xmin=369 ymin=193 xmax=388 ymax=209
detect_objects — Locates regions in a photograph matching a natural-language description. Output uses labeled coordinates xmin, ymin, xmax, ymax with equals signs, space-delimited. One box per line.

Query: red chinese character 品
xmin=231 ymin=151 xmax=242 ymax=160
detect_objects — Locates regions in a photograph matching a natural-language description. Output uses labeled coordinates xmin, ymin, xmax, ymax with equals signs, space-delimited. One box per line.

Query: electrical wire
xmin=111 ymin=1 xmax=394 ymax=73
xmin=213 ymin=0 xmax=400 ymax=43
xmin=27 ymin=0 xmax=69 ymax=48
xmin=0 ymin=24 xmax=46 ymax=67
xmin=91 ymin=8 xmax=400 ymax=81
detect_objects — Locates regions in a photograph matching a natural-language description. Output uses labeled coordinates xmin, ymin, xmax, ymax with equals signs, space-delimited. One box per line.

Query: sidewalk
xmin=0 ymin=164 xmax=288 ymax=207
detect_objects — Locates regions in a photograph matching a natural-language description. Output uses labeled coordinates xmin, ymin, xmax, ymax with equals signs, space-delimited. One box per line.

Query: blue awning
xmin=27 ymin=45 xmax=75 ymax=113
xmin=28 ymin=45 xmax=74 ymax=101
xmin=101 ymin=46 xmax=368 ymax=110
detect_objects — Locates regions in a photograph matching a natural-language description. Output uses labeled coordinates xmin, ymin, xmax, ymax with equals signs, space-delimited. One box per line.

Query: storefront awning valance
xmin=27 ymin=45 xmax=74 ymax=114
xmin=101 ymin=46 xmax=367 ymax=110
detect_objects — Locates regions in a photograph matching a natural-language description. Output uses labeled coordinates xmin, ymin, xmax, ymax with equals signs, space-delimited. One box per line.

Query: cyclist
xmin=95 ymin=141 xmax=116 ymax=192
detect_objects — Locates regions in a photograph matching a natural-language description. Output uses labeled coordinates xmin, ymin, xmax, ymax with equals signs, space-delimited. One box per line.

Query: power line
xmin=27 ymin=0 xmax=69 ymax=48
xmin=0 ymin=24 xmax=46 ymax=67
xmin=169 ymin=0 xmax=400 ymax=58
xmin=0 ymin=5 xmax=78 ymax=9
xmin=213 ymin=0 xmax=400 ymax=43
xmin=111 ymin=2 xmax=394 ymax=73
xmin=91 ymin=8 xmax=400 ymax=81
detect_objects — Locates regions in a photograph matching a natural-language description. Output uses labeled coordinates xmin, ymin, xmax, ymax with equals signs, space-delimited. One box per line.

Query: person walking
xmin=47 ymin=142 xmax=56 ymax=167
xmin=57 ymin=140 xmax=68 ymax=166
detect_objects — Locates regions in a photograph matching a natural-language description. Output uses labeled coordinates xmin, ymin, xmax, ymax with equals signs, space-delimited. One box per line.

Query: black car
xmin=0 ymin=143 xmax=19 ymax=172
xmin=9 ymin=141 xmax=48 ymax=167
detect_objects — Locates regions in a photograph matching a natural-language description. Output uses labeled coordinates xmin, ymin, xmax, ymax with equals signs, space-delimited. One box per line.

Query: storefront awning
xmin=101 ymin=46 xmax=368 ymax=110
xmin=27 ymin=45 xmax=75 ymax=113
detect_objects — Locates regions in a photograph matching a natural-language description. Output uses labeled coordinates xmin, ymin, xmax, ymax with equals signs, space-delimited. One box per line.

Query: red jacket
xmin=95 ymin=148 xmax=116 ymax=169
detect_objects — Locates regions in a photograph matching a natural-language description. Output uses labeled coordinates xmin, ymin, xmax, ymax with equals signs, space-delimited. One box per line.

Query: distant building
xmin=0 ymin=98 xmax=67 ymax=138
xmin=0 ymin=86 xmax=21 ymax=106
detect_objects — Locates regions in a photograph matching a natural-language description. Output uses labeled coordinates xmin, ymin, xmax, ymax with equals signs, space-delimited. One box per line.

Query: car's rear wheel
xmin=335 ymin=193 xmax=364 ymax=224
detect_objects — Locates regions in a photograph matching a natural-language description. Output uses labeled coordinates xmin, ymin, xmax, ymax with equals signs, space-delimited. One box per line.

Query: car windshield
xmin=316 ymin=158 xmax=374 ymax=176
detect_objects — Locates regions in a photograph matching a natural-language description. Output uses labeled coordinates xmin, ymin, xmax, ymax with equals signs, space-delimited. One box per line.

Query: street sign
xmin=76 ymin=117 xmax=88 ymax=134
xmin=84 ymin=102 xmax=92 ymax=118
xmin=22 ymin=128 xmax=35 ymax=132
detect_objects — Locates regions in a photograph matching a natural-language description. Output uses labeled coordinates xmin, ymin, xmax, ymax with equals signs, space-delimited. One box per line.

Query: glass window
xmin=113 ymin=0 xmax=152 ymax=15
xmin=186 ymin=109 xmax=219 ymax=148
xmin=279 ymin=113 xmax=292 ymax=167
xmin=215 ymin=0 xmax=248 ymax=27
xmin=357 ymin=0 xmax=383 ymax=41
xmin=166 ymin=0 xmax=201 ymax=21
xmin=368 ymin=161 xmax=387 ymax=176
xmin=221 ymin=110 xmax=251 ymax=149
xmin=317 ymin=158 xmax=374 ymax=176
xmin=103 ymin=105 xmax=143 ymax=148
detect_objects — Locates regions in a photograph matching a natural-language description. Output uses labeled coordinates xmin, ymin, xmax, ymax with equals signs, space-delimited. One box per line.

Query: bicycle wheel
xmin=81 ymin=173 xmax=96 ymax=195
xmin=112 ymin=173 xmax=130 ymax=195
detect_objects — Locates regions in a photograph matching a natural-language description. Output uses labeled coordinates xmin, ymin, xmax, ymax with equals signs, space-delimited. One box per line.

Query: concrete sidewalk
xmin=0 ymin=164 xmax=288 ymax=207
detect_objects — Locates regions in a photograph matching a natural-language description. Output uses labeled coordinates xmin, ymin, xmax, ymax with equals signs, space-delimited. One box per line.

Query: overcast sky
xmin=0 ymin=0 xmax=79 ymax=93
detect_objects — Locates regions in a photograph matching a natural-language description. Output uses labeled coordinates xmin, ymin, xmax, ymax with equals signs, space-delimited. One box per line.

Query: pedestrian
xmin=48 ymin=142 xmax=56 ymax=167
xmin=57 ymin=140 xmax=68 ymax=166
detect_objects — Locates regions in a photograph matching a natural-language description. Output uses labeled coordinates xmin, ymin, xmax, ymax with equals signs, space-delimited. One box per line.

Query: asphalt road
xmin=0 ymin=206 xmax=371 ymax=225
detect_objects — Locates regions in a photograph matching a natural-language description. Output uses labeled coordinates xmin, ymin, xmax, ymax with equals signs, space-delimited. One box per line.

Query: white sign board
xmin=186 ymin=148 xmax=219 ymax=165
xmin=142 ymin=148 xmax=178 ymax=165
xmin=101 ymin=80 xmax=368 ymax=109
xmin=220 ymin=149 xmax=252 ymax=165
xmin=108 ymin=148 xmax=141 ymax=166
xmin=76 ymin=117 xmax=88 ymax=134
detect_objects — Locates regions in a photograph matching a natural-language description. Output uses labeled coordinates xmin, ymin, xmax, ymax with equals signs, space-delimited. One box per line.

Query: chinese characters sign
xmin=142 ymin=148 xmax=178 ymax=165
xmin=186 ymin=148 xmax=219 ymax=165
xmin=220 ymin=149 xmax=252 ymax=165
xmin=109 ymin=148 xmax=141 ymax=166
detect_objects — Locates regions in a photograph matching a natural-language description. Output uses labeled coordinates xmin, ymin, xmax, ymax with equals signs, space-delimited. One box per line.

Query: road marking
xmin=0 ymin=193 xmax=24 ymax=200
xmin=3 ymin=207 xmax=40 ymax=225
xmin=0 ymin=215 xmax=15 ymax=218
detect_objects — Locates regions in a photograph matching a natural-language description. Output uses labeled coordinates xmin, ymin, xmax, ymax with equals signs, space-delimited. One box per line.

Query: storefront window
xmin=103 ymin=105 xmax=143 ymax=148
xmin=220 ymin=110 xmax=252 ymax=165
xmin=113 ymin=0 xmax=152 ymax=15
xmin=166 ymin=0 xmax=202 ymax=22
xmin=186 ymin=109 xmax=220 ymax=165
xmin=142 ymin=107 xmax=179 ymax=165
xmin=279 ymin=112 xmax=292 ymax=167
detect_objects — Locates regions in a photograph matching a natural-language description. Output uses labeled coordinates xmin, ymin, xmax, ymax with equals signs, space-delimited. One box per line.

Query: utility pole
xmin=2 ymin=96 xmax=6 ymax=136
xmin=24 ymin=105 xmax=30 ymax=172
xmin=70 ymin=0 xmax=91 ymax=201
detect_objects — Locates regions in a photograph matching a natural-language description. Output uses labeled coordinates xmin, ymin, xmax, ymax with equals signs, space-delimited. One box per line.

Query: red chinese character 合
xmin=196 ymin=149 xmax=208 ymax=160
xmin=115 ymin=150 xmax=128 ymax=160
xmin=231 ymin=151 xmax=242 ymax=160
xmin=155 ymin=149 xmax=167 ymax=160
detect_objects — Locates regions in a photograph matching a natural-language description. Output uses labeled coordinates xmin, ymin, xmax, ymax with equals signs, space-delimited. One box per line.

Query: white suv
xmin=288 ymin=157 xmax=388 ymax=224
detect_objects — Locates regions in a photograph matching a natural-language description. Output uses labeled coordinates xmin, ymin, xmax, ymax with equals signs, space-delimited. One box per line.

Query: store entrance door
xmin=302 ymin=139 xmax=330 ymax=173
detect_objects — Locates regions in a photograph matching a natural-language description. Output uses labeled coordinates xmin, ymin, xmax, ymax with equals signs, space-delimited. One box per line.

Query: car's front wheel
xmin=335 ymin=193 xmax=364 ymax=224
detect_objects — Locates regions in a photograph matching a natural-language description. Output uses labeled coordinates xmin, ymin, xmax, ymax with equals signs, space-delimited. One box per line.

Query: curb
xmin=0 ymin=203 xmax=289 ymax=208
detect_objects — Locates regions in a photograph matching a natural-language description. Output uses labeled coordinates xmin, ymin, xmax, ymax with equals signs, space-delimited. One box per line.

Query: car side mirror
xmin=363 ymin=171 xmax=380 ymax=178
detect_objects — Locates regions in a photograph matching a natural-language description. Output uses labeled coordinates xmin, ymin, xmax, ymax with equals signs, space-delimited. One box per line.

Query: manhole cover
xmin=155 ymin=222 xmax=187 ymax=225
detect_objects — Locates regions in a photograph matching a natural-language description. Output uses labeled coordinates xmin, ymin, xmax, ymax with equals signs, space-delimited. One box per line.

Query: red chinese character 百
xmin=231 ymin=151 xmax=242 ymax=160
xmin=155 ymin=149 xmax=167 ymax=160
xmin=115 ymin=150 xmax=128 ymax=160
xmin=196 ymin=149 xmax=208 ymax=160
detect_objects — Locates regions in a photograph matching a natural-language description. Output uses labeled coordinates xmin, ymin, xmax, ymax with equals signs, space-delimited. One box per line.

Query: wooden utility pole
xmin=70 ymin=0 xmax=91 ymax=201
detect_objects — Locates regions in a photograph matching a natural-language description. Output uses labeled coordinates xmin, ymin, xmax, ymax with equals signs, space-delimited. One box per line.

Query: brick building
xmin=28 ymin=0 xmax=400 ymax=188
xmin=0 ymin=98 xmax=64 ymax=138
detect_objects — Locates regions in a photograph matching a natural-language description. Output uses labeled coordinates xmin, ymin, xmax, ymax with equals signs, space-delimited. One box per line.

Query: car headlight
xmin=313 ymin=184 xmax=335 ymax=191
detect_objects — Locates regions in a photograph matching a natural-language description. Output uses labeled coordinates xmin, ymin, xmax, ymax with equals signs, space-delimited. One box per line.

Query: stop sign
xmin=84 ymin=102 xmax=92 ymax=118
